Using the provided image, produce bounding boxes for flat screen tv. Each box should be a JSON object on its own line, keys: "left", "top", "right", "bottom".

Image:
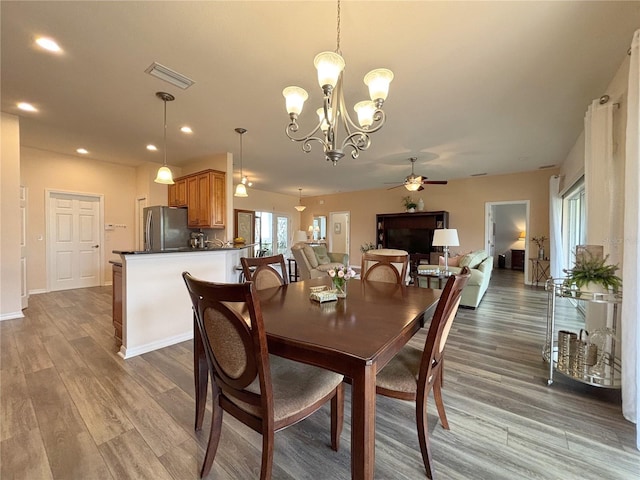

{"left": 386, "top": 228, "right": 433, "bottom": 254}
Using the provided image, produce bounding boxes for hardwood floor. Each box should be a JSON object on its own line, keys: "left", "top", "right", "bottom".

{"left": 1, "top": 269, "right": 638, "bottom": 479}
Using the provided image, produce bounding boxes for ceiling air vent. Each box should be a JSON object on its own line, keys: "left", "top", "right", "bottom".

{"left": 470, "top": 172, "right": 487, "bottom": 177}
{"left": 538, "top": 164, "right": 556, "bottom": 169}
{"left": 145, "top": 62, "right": 195, "bottom": 90}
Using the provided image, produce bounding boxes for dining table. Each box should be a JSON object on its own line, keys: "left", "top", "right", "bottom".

{"left": 193, "top": 276, "right": 441, "bottom": 480}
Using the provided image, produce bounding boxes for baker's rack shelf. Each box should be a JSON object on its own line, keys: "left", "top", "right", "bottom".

{"left": 543, "top": 277, "right": 621, "bottom": 389}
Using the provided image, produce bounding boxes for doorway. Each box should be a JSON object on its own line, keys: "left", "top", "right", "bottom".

{"left": 46, "top": 190, "right": 104, "bottom": 291}
{"left": 485, "top": 201, "right": 529, "bottom": 283}
{"left": 329, "top": 211, "right": 350, "bottom": 256}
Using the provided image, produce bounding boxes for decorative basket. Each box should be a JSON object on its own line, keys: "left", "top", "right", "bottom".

{"left": 557, "top": 330, "right": 577, "bottom": 371}
{"left": 570, "top": 329, "right": 598, "bottom": 373}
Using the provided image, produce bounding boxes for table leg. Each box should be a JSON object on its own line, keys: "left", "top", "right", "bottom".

{"left": 350, "top": 365, "right": 376, "bottom": 480}
{"left": 194, "top": 315, "right": 208, "bottom": 430}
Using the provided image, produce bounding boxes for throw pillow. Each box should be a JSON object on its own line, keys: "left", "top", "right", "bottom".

{"left": 439, "top": 254, "right": 461, "bottom": 267}
{"left": 303, "top": 244, "right": 319, "bottom": 268}
{"left": 459, "top": 250, "right": 487, "bottom": 269}
{"left": 313, "top": 245, "right": 331, "bottom": 265}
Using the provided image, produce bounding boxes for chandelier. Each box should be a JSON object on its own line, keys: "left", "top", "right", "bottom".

{"left": 282, "top": 0, "right": 393, "bottom": 165}
{"left": 294, "top": 188, "right": 306, "bottom": 212}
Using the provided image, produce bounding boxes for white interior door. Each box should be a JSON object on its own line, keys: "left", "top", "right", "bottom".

{"left": 329, "top": 211, "right": 350, "bottom": 257}
{"left": 48, "top": 192, "right": 102, "bottom": 291}
{"left": 20, "top": 186, "right": 28, "bottom": 309}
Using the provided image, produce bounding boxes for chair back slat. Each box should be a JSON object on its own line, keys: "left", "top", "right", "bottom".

{"left": 419, "top": 267, "right": 470, "bottom": 387}
{"left": 182, "top": 272, "right": 272, "bottom": 410}
{"left": 361, "top": 252, "right": 408, "bottom": 285}
{"left": 241, "top": 254, "right": 287, "bottom": 290}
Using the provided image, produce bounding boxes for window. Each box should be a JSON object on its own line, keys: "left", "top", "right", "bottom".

{"left": 562, "top": 177, "right": 586, "bottom": 267}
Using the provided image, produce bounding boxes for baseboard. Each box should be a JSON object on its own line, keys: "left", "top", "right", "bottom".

{"left": 28, "top": 289, "right": 47, "bottom": 295}
{"left": 0, "top": 311, "right": 25, "bottom": 321}
{"left": 118, "top": 331, "right": 194, "bottom": 359}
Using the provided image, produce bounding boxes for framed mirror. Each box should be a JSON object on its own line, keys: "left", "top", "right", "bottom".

{"left": 234, "top": 209, "right": 254, "bottom": 244}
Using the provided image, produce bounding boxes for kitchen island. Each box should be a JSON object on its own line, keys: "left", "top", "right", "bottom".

{"left": 113, "top": 246, "right": 252, "bottom": 359}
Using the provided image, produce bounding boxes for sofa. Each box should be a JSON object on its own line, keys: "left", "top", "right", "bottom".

{"left": 291, "top": 243, "right": 348, "bottom": 280}
{"left": 416, "top": 249, "right": 493, "bottom": 309}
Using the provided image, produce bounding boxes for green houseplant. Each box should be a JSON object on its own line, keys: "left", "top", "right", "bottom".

{"left": 402, "top": 196, "right": 418, "bottom": 212}
{"left": 563, "top": 250, "right": 622, "bottom": 294}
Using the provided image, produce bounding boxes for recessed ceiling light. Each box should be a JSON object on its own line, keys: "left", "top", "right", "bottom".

{"left": 35, "top": 36, "right": 62, "bottom": 53}
{"left": 17, "top": 102, "right": 37, "bottom": 112}
{"left": 146, "top": 144, "right": 158, "bottom": 151}
{"left": 180, "top": 126, "right": 193, "bottom": 134}
{"left": 76, "top": 148, "right": 89, "bottom": 154}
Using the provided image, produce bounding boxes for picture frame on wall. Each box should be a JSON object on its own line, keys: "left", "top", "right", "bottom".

{"left": 334, "top": 222, "right": 341, "bottom": 234}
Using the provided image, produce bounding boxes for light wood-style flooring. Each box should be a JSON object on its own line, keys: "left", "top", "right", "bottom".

{"left": 1, "top": 269, "right": 638, "bottom": 479}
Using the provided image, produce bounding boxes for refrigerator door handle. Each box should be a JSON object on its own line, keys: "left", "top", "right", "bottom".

{"left": 145, "top": 210, "right": 153, "bottom": 251}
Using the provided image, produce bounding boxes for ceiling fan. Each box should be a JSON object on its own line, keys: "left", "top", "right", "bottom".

{"left": 387, "top": 157, "right": 448, "bottom": 191}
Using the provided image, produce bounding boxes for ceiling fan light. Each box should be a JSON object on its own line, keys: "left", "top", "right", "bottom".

{"left": 314, "top": 51, "right": 345, "bottom": 89}
{"left": 154, "top": 166, "right": 175, "bottom": 184}
{"left": 364, "top": 68, "right": 394, "bottom": 103}
{"left": 294, "top": 205, "right": 306, "bottom": 212}
{"left": 234, "top": 183, "right": 248, "bottom": 197}
{"left": 404, "top": 182, "right": 421, "bottom": 192}
{"left": 283, "top": 86, "right": 308, "bottom": 115}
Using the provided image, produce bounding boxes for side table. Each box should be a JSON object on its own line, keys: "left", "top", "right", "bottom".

{"left": 416, "top": 271, "right": 448, "bottom": 289}
{"left": 287, "top": 258, "right": 299, "bottom": 283}
{"left": 530, "top": 258, "right": 550, "bottom": 286}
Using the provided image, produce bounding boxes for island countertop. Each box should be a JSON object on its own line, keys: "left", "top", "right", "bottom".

{"left": 113, "top": 243, "right": 256, "bottom": 255}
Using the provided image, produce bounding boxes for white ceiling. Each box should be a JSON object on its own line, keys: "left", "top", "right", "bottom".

{"left": 2, "top": 1, "right": 638, "bottom": 197}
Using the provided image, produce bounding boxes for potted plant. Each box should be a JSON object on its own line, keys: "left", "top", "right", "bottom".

{"left": 402, "top": 196, "right": 418, "bottom": 213}
{"left": 563, "top": 250, "right": 622, "bottom": 295}
{"left": 531, "top": 235, "right": 548, "bottom": 260}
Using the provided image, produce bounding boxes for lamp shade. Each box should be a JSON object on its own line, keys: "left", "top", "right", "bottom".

{"left": 154, "top": 166, "right": 175, "bottom": 185}
{"left": 283, "top": 86, "right": 308, "bottom": 115}
{"left": 313, "top": 51, "right": 345, "bottom": 88}
{"left": 432, "top": 228, "right": 459, "bottom": 247}
{"left": 293, "top": 231, "right": 307, "bottom": 243}
{"left": 364, "top": 68, "right": 394, "bottom": 102}
{"left": 518, "top": 231, "right": 526, "bottom": 240}
{"left": 234, "top": 183, "right": 248, "bottom": 197}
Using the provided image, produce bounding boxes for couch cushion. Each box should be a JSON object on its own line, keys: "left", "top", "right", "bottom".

{"left": 459, "top": 250, "right": 487, "bottom": 269}
{"left": 303, "top": 244, "right": 319, "bottom": 268}
{"left": 317, "top": 262, "right": 344, "bottom": 273}
{"left": 312, "top": 245, "right": 331, "bottom": 265}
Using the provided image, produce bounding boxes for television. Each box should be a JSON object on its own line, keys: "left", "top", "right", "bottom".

{"left": 386, "top": 228, "right": 433, "bottom": 254}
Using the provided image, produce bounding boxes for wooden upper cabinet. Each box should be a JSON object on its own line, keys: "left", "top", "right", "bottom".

{"left": 168, "top": 178, "right": 187, "bottom": 207}
{"left": 170, "top": 169, "right": 226, "bottom": 229}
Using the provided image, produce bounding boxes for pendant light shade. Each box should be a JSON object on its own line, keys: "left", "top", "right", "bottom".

{"left": 294, "top": 188, "right": 306, "bottom": 212}
{"left": 154, "top": 92, "right": 175, "bottom": 185}
{"left": 234, "top": 127, "right": 249, "bottom": 197}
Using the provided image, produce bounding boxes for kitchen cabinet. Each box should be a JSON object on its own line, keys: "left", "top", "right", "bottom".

{"left": 168, "top": 178, "right": 187, "bottom": 207}
{"left": 170, "top": 169, "right": 226, "bottom": 229}
{"left": 111, "top": 261, "right": 122, "bottom": 346}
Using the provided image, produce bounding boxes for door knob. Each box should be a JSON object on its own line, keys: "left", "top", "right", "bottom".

{"left": 92, "top": 245, "right": 99, "bottom": 248}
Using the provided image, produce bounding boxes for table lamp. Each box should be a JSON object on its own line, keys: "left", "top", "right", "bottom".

{"left": 432, "top": 228, "right": 460, "bottom": 275}
{"left": 293, "top": 230, "right": 307, "bottom": 244}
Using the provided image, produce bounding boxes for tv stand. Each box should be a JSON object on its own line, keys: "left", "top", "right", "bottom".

{"left": 375, "top": 211, "right": 449, "bottom": 261}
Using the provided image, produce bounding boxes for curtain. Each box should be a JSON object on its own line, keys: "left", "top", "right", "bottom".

{"left": 622, "top": 30, "right": 639, "bottom": 443}
{"left": 549, "top": 175, "right": 564, "bottom": 279}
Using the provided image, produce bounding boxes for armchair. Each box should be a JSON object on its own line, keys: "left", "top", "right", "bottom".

{"left": 291, "top": 243, "right": 348, "bottom": 280}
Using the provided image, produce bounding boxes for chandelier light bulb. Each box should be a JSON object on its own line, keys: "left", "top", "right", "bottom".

{"left": 364, "top": 68, "right": 394, "bottom": 103}
{"left": 354, "top": 101, "right": 376, "bottom": 128}
{"left": 314, "top": 51, "right": 345, "bottom": 89}
{"left": 283, "top": 86, "right": 308, "bottom": 116}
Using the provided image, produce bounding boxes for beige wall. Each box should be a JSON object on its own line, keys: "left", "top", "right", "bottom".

{"left": 1, "top": 113, "right": 23, "bottom": 319}
{"left": 21, "top": 147, "right": 138, "bottom": 291}
{"left": 301, "top": 168, "right": 557, "bottom": 268}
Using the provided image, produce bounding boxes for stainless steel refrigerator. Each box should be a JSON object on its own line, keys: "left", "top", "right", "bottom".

{"left": 143, "top": 206, "right": 191, "bottom": 251}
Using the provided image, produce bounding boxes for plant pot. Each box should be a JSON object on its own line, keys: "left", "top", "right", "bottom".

{"left": 538, "top": 248, "right": 545, "bottom": 260}
{"left": 407, "top": 207, "right": 415, "bottom": 213}
{"left": 578, "top": 282, "right": 608, "bottom": 296}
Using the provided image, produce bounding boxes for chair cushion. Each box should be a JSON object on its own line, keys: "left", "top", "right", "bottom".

{"left": 303, "top": 244, "right": 319, "bottom": 268}
{"left": 230, "top": 355, "right": 344, "bottom": 422}
{"left": 376, "top": 344, "right": 422, "bottom": 394}
{"left": 316, "top": 262, "right": 344, "bottom": 273}
{"left": 313, "top": 245, "right": 331, "bottom": 265}
{"left": 439, "top": 255, "right": 461, "bottom": 267}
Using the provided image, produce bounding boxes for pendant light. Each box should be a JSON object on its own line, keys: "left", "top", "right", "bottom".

{"left": 234, "top": 127, "right": 248, "bottom": 197}
{"left": 294, "top": 188, "right": 306, "bottom": 212}
{"left": 154, "top": 92, "right": 175, "bottom": 185}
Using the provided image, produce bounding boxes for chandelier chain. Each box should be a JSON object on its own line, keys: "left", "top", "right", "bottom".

{"left": 335, "top": 0, "right": 341, "bottom": 55}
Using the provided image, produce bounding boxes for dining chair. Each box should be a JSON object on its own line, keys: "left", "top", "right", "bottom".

{"left": 182, "top": 272, "right": 344, "bottom": 479}
{"left": 241, "top": 254, "right": 287, "bottom": 290}
{"left": 375, "top": 267, "right": 471, "bottom": 478}
{"left": 361, "top": 251, "right": 409, "bottom": 285}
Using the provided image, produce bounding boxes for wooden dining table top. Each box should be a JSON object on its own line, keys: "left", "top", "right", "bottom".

{"left": 256, "top": 276, "right": 441, "bottom": 375}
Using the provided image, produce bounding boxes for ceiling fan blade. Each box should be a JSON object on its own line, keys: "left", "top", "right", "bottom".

{"left": 386, "top": 184, "right": 405, "bottom": 190}
{"left": 418, "top": 185, "right": 424, "bottom": 191}
{"left": 423, "top": 180, "right": 448, "bottom": 185}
